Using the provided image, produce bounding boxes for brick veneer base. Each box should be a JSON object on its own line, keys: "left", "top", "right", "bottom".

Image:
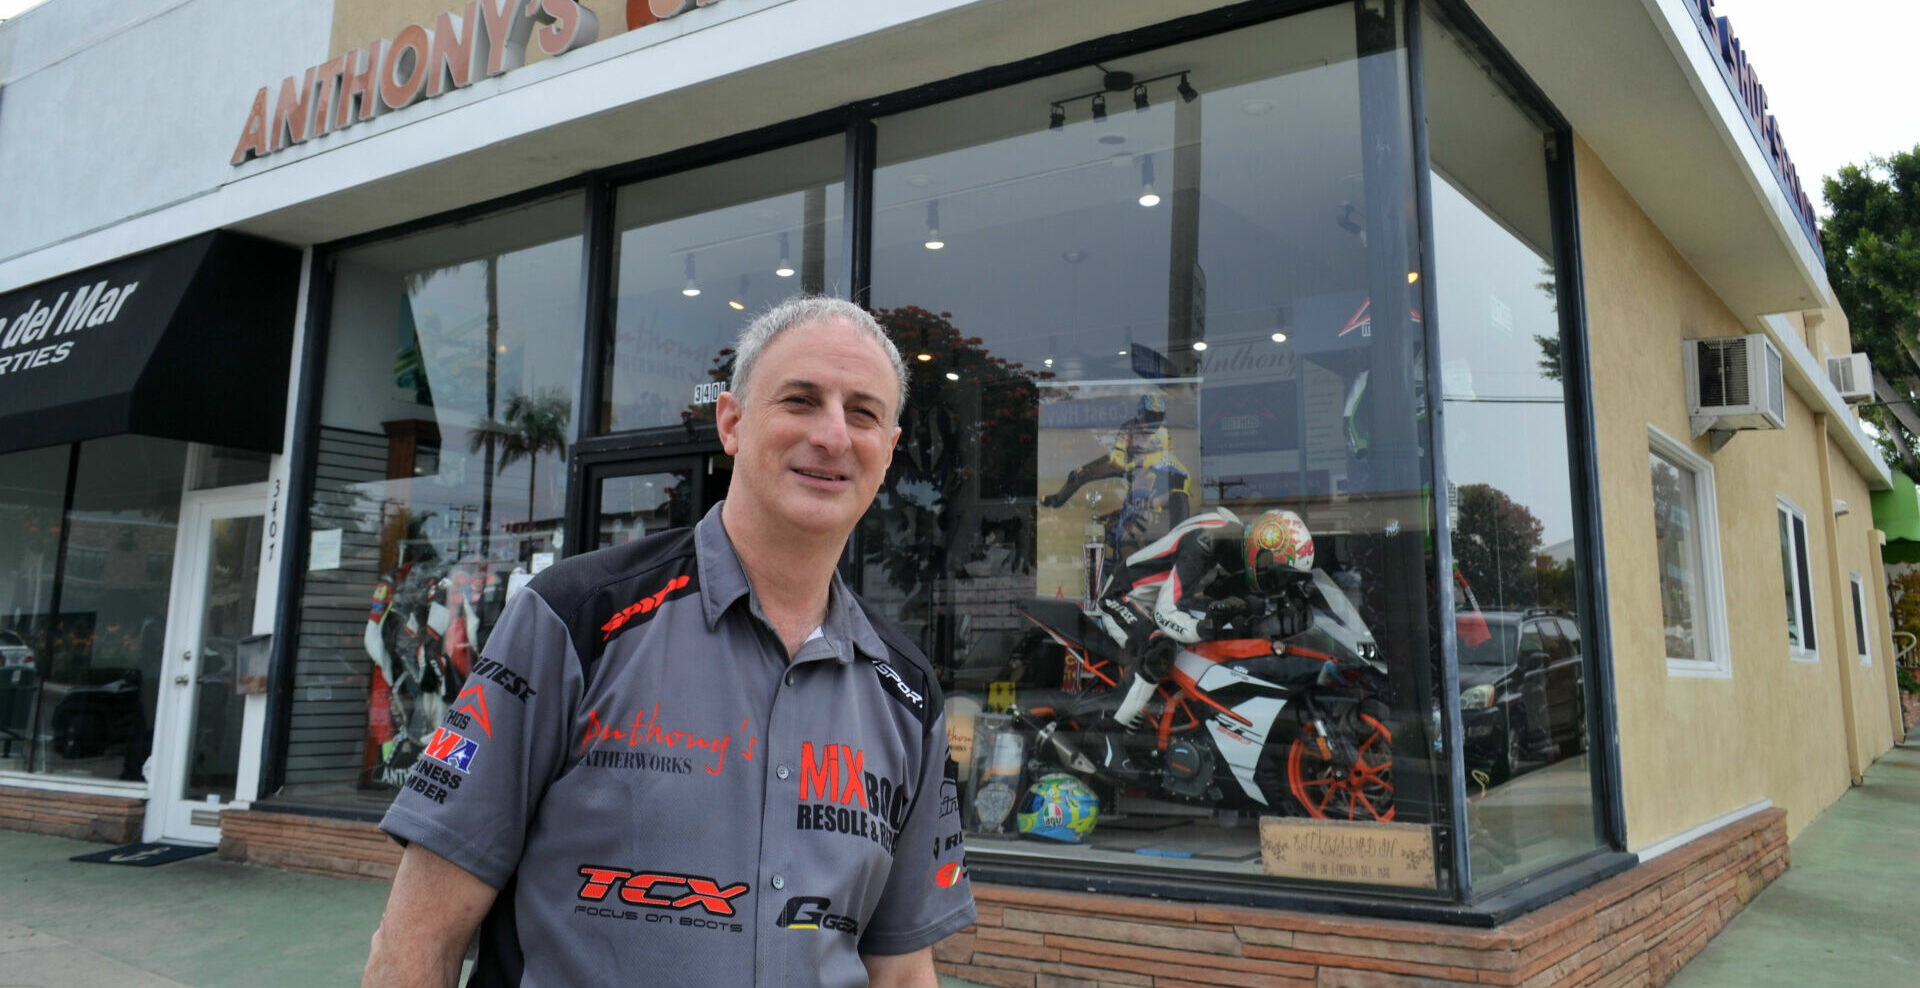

{"left": 0, "top": 784, "right": 144, "bottom": 844}
{"left": 204, "top": 803, "right": 1786, "bottom": 988}
{"left": 936, "top": 808, "right": 1788, "bottom": 988}
{"left": 218, "top": 809, "right": 401, "bottom": 881}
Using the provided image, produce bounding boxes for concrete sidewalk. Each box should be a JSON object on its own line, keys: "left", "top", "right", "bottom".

{"left": 1, "top": 731, "right": 1915, "bottom": 987}
{"left": 1666, "top": 730, "right": 1920, "bottom": 986}
{"left": 0, "top": 830, "right": 388, "bottom": 987}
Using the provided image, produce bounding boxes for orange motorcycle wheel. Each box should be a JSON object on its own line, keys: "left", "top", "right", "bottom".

{"left": 1287, "top": 712, "right": 1395, "bottom": 822}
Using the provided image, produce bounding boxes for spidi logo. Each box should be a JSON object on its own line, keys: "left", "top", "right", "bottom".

{"left": 0, "top": 278, "right": 140, "bottom": 377}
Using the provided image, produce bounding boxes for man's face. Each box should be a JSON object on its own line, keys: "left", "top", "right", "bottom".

{"left": 716, "top": 318, "right": 902, "bottom": 545}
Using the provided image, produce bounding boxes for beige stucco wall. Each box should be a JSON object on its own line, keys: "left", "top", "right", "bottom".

{"left": 1574, "top": 136, "right": 1898, "bottom": 849}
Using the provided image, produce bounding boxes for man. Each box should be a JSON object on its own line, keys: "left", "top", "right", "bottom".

{"left": 364, "top": 297, "right": 974, "bottom": 987}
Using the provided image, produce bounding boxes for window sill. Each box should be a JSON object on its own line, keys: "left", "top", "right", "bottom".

{"left": 1788, "top": 649, "right": 1820, "bottom": 664}
{"left": 1666, "top": 658, "right": 1732, "bottom": 679}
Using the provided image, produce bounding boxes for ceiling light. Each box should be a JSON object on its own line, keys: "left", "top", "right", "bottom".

{"left": 1118, "top": 349, "right": 1128, "bottom": 356}
{"left": 728, "top": 300, "right": 745, "bottom": 311}
{"left": 924, "top": 200, "right": 944, "bottom": 250}
{"left": 1049, "top": 103, "right": 1065, "bottom": 130}
{"left": 1133, "top": 84, "right": 1150, "bottom": 113}
{"left": 1044, "top": 358, "right": 1054, "bottom": 367}
{"left": 496, "top": 343, "right": 508, "bottom": 353}
{"left": 1240, "top": 98, "right": 1274, "bottom": 115}
{"left": 1271, "top": 332, "right": 1288, "bottom": 343}
{"left": 1138, "top": 154, "right": 1160, "bottom": 208}
{"left": 682, "top": 254, "right": 700, "bottom": 297}
{"left": 1177, "top": 73, "right": 1198, "bottom": 103}
{"left": 728, "top": 274, "right": 748, "bottom": 310}
{"left": 1407, "top": 270, "right": 1420, "bottom": 284}
{"left": 1091, "top": 92, "right": 1107, "bottom": 122}
{"left": 775, "top": 232, "right": 794, "bottom": 278}
{"left": 917, "top": 353, "right": 933, "bottom": 362}
{"left": 1191, "top": 341, "right": 1208, "bottom": 352}
{"left": 945, "top": 372, "right": 960, "bottom": 381}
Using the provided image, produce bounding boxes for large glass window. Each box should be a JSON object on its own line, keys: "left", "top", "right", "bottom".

{"left": 865, "top": 5, "right": 1449, "bottom": 893}
{"left": 0, "top": 445, "right": 72, "bottom": 773}
{"left": 1422, "top": 4, "right": 1604, "bottom": 890}
{"left": 283, "top": 195, "right": 585, "bottom": 807}
{"left": 603, "top": 138, "right": 845, "bottom": 433}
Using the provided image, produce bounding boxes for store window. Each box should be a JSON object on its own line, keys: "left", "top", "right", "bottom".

{"left": 1650, "top": 428, "right": 1729, "bottom": 677}
{"left": 603, "top": 138, "right": 845, "bottom": 433}
{"left": 1423, "top": 2, "right": 1604, "bottom": 890}
{"left": 866, "top": 5, "right": 1451, "bottom": 893}
{"left": 1850, "top": 571, "right": 1870, "bottom": 665}
{"left": 282, "top": 194, "right": 585, "bottom": 807}
{"left": 1778, "top": 497, "right": 1816, "bottom": 659}
{"left": 0, "top": 437, "right": 190, "bottom": 780}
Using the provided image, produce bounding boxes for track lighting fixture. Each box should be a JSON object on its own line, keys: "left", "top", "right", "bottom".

{"left": 1138, "top": 155, "right": 1160, "bottom": 208}
{"left": 682, "top": 253, "right": 700, "bottom": 297}
{"left": 1042, "top": 69, "right": 1196, "bottom": 130}
{"left": 775, "top": 232, "right": 794, "bottom": 278}
{"left": 729, "top": 275, "right": 748, "bottom": 311}
{"left": 925, "top": 201, "right": 944, "bottom": 250}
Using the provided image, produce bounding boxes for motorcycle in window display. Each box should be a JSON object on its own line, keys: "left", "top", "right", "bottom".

{"left": 1012, "top": 508, "right": 1398, "bottom": 824}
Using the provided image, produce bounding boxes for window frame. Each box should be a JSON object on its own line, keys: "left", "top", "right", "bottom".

{"left": 1776, "top": 495, "right": 1818, "bottom": 662}
{"left": 1648, "top": 425, "right": 1731, "bottom": 678}
{"left": 1850, "top": 570, "right": 1872, "bottom": 666}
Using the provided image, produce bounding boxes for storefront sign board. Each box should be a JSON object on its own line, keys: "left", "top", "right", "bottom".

{"left": 1259, "top": 816, "right": 1438, "bottom": 889}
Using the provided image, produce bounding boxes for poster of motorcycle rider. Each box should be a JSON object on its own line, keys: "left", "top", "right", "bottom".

{"left": 1035, "top": 379, "right": 1199, "bottom": 603}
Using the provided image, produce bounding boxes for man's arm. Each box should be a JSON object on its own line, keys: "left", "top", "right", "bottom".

{"left": 363, "top": 843, "right": 497, "bottom": 988}
{"left": 862, "top": 946, "right": 939, "bottom": 988}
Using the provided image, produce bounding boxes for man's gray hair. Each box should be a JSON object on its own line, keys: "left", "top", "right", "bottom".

{"left": 730, "top": 296, "right": 909, "bottom": 423}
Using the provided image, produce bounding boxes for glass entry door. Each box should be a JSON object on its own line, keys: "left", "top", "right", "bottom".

{"left": 150, "top": 488, "right": 265, "bottom": 844}
{"left": 584, "top": 453, "right": 732, "bottom": 551}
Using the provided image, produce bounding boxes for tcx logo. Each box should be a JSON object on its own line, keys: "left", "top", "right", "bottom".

{"left": 776, "top": 896, "right": 861, "bottom": 935}
{"left": 576, "top": 866, "right": 749, "bottom": 916}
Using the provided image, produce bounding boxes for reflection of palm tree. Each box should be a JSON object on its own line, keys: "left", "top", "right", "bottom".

{"left": 469, "top": 388, "right": 571, "bottom": 533}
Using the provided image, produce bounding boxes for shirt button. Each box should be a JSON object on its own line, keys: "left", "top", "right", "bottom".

{"left": 775, "top": 765, "right": 790, "bottom": 780}
{"left": 771, "top": 874, "right": 785, "bottom": 890}
{"left": 784, "top": 671, "right": 796, "bottom": 687}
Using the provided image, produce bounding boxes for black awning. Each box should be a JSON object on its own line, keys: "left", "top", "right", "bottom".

{"left": 0, "top": 231, "right": 302, "bottom": 456}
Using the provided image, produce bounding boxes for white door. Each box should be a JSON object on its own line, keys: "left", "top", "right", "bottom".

{"left": 147, "top": 489, "right": 266, "bottom": 844}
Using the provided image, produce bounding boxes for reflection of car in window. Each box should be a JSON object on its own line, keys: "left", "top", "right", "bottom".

{"left": 1458, "top": 611, "right": 1585, "bottom": 785}
{"left": 0, "top": 630, "right": 34, "bottom": 667}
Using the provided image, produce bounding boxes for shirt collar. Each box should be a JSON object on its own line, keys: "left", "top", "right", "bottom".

{"left": 694, "top": 502, "right": 889, "bottom": 665}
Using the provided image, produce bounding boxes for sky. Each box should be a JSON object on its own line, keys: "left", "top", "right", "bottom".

{"left": 0, "top": 0, "right": 1912, "bottom": 205}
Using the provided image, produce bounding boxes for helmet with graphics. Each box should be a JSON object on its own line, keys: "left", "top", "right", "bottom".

{"left": 1016, "top": 773, "right": 1100, "bottom": 843}
{"left": 1137, "top": 392, "right": 1168, "bottom": 425}
{"left": 1243, "top": 509, "right": 1315, "bottom": 594}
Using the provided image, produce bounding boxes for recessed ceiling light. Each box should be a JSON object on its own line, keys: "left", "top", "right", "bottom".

{"left": 917, "top": 353, "right": 933, "bottom": 362}
{"left": 1192, "top": 341, "right": 1208, "bottom": 351}
{"left": 1240, "top": 98, "right": 1274, "bottom": 115}
{"left": 1271, "top": 332, "right": 1288, "bottom": 343}
{"left": 945, "top": 372, "right": 960, "bottom": 381}
{"left": 1097, "top": 134, "right": 1126, "bottom": 145}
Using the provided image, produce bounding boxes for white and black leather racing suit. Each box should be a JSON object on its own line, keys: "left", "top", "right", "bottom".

{"left": 1093, "top": 508, "right": 1253, "bottom": 728}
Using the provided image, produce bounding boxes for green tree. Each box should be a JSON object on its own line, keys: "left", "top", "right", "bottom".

{"left": 1823, "top": 147, "right": 1920, "bottom": 477}
{"left": 1452, "top": 483, "right": 1545, "bottom": 611}
{"left": 469, "top": 388, "right": 571, "bottom": 530}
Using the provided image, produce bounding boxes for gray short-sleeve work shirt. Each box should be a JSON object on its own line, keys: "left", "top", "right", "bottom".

{"left": 381, "top": 504, "right": 975, "bottom": 987}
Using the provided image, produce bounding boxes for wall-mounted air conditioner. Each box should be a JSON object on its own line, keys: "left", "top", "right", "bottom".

{"left": 1686, "top": 334, "right": 1785, "bottom": 442}
{"left": 1826, "top": 353, "right": 1872, "bottom": 404}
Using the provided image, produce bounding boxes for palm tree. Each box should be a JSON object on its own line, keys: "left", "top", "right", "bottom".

{"left": 470, "top": 388, "right": 572, "bottom": 534}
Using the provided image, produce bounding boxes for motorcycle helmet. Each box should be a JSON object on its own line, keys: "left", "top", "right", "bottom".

{"left": 1016, "top": 773, "right": 1100, "bottom": 843}
{"left": 1137, "top": 392, "right": 1168, "bottom": 425}
{"left": 1243, "top": 509, "right": 1315, "bottom": 594}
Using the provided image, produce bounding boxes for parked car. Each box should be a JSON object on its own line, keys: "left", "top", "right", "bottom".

{"left": 0, "top": 629, "right": 34, "bottom": 668}
{"left": 1459, "top": 610, "right": 1586, "bottom": 784}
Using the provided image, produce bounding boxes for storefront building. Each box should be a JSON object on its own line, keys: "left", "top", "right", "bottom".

{"left": 0, "top": 0, "right": 1902, "bottom": 982}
